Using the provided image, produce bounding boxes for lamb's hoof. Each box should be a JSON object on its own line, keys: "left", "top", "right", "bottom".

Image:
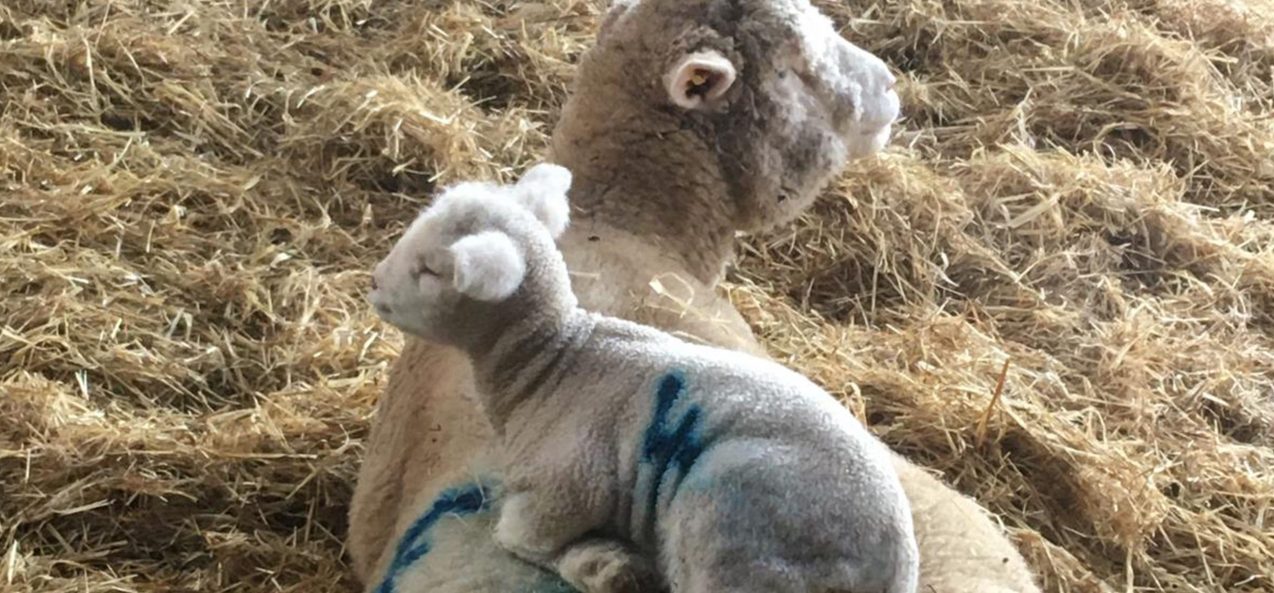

{"left": 592, "top": 557, "right": 658, "bottom": 593}
{"left": 559, "top": 543, "right": 660, "bottom": 593}
{"left": 584, "top": 558, "right": 658, "bottom": 593}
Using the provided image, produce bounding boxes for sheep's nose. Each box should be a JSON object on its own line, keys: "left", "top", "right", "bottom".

{"left": 371, "top": 275, "right": 379, "bottom": 290}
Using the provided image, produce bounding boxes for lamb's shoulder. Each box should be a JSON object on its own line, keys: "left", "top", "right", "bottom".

{"left": 563, "top": 322, "right": 858, "bottom": 469}
{"left": 577, "top": 314, "right": 852, "bottom": 436}
{"left": 520, "top": 313, "right": 686, "bottom": 428}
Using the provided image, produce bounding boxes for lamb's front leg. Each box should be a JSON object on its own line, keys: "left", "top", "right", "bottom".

{"left": 495, "top": 492, "right": 660, "bottom": 593}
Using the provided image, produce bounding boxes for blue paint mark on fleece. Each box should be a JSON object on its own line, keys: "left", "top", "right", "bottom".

{"left": 638, "top": 371, "right": 708, "bottom": 539}
{"left": 375, "top": 481, "right": 495, "bottom": 593}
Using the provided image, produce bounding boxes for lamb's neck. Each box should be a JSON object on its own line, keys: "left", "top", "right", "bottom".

{"left": 550, "top": 114, "right": 739, "bottom": 285}
{"left": 467, "top": 308, "right": 596, "bottom": 433}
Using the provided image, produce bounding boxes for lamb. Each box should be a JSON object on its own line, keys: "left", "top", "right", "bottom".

{"left": 348, "top": 0, "right": 1042, "bottom": 592}
{"left": 368, "top": 163, "right": 920, "bottom": 593}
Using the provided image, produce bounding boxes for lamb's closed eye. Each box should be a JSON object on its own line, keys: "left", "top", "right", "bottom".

{"left": 413, "top": 259, "right": 440, "bottom": 278}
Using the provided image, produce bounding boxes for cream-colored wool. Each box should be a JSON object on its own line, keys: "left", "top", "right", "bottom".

{"left": 348, "top": 1, "right": 1039, "bottom": 593}
{"left": 370, "top": 165, "right": 919, "bottom": 593}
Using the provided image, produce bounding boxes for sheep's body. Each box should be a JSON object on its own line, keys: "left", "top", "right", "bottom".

{"left": 349, "top": 0, "right": 1041, "bottom": 592}
{"left": 368, "top": 167, "right": 919, "bottom": 593}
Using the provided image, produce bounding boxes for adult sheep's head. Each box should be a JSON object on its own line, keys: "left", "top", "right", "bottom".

{"left": 369, "top": 164, "right": 576, "bottom": 347}
{"left": 582, "top": 0, "right": 901, "bottom": 233}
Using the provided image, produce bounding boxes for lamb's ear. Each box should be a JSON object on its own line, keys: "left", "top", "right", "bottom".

{"left": 513, "top": 163, "right": 572, "bottom": 239}
{"left": 449, "top": 231, "right": 526, "bottom": 302}
{"left": 665, "top": 50, "right": 737, "bottom": 110}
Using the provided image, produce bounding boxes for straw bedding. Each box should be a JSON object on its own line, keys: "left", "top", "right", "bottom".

{"left": 1, "top": 1, "right": 1271, "bottom": 592}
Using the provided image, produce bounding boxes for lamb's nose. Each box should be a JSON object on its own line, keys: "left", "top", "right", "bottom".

{"left": 370, "top": 275, "right": 379, "bottom": 290}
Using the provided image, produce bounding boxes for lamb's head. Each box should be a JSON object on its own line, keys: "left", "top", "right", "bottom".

{"left": 369, "top": 164, "right": 576, "bottom": 347}
{"left": 582, "top": 0, "right": 901, "bottom": 232}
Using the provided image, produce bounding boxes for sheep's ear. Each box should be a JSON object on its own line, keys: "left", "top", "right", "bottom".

{"left": 513, "top": 163, "right": 572, "bottom": 239}
{"left": 449, "top": 231, "right": 526, "bottom": 302}
{"left": 665, "top": 50, "right": 737, "bottom": 110}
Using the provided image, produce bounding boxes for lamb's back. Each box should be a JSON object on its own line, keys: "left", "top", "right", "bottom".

{"left": 578, "top": 317, "right": 893, "bottom": 512}
{"left": 580, "top": 314, "right": 878, "bottom": 463}
{"left": 678, "top": 341, "right": 871, "bottom": 447}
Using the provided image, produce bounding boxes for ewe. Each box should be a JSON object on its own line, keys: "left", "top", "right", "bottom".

{"left": 369, "top": 164, "right": 919, "bottom": 593}
{"left": 349, "top": 1, "right": 1040, "bottom": 592}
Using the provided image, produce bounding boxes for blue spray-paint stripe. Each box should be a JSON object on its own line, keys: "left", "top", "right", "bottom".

{"left": 638, "top": 371, "right": 708, "bottom": 540}
{"left": 666, "top": 406, "right": 704, "bottom": 495}
{"left": 375, "top": 481, "right": 496, "bottom": 593}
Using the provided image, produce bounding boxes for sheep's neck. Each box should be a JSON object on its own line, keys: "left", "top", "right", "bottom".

{"left": 467, "top": 308, "right": 595, "bottom": 432}
{"left": 550, "top": 115, "right": 739, "bottom": 285}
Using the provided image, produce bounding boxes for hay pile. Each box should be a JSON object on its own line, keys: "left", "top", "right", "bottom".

{"left": 1, "top": 0, "right": 1270, "bottom": 591}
